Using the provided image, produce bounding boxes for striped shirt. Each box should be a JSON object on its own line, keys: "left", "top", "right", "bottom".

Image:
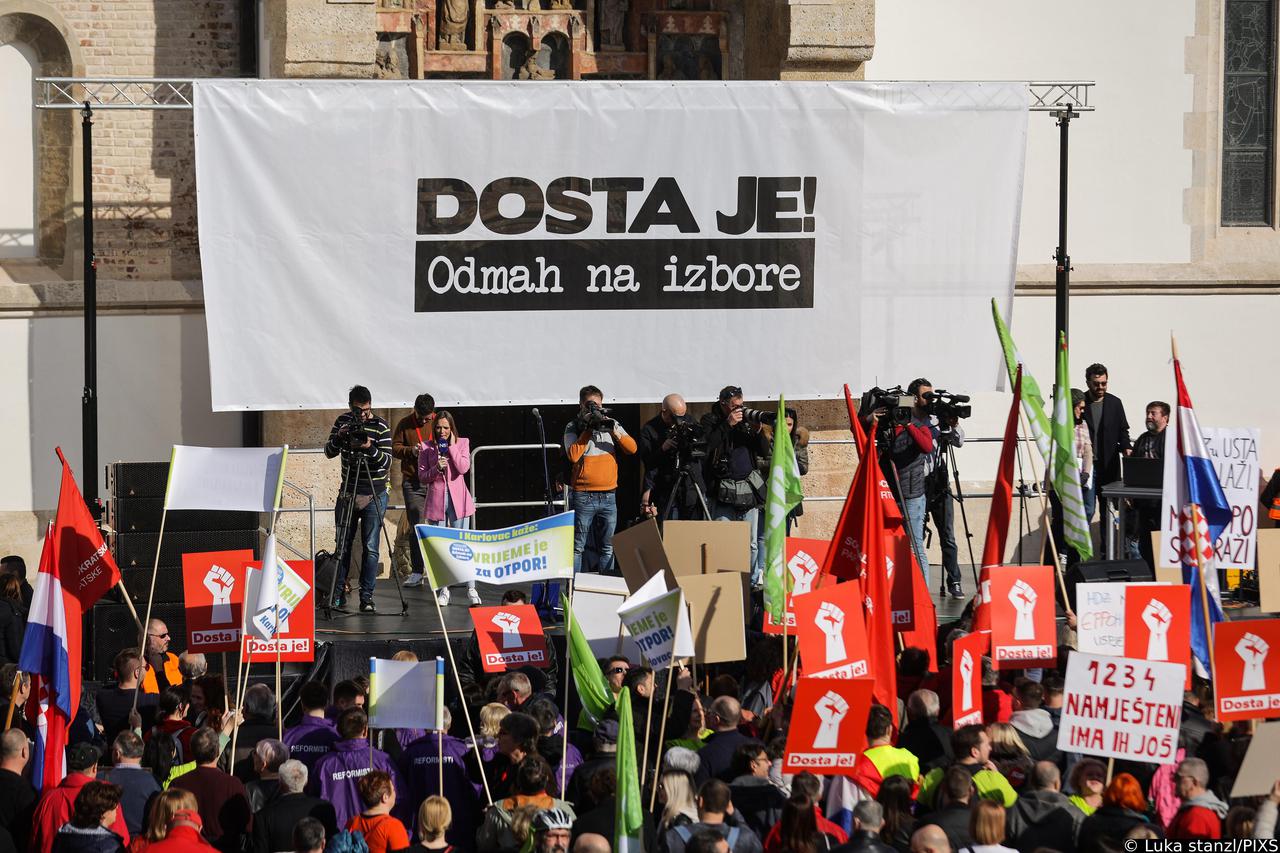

{"left": 324, "top": 411, "right": 392, "bottom": 495}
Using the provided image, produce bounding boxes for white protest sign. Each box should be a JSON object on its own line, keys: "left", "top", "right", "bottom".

{"left": 1076, "top": 582, "right": 1167, "bottom": 656}
{"left": 1057, "top": 651, "right": 1184, "bottom": 763}
{"left": 368, "top": 657, "right": 441, "bottom": 730}
{"left": 244, "top": 558, "right": 310, "bottom": 636}
{"left": 1160, "top": 427, "right": 1262, "bottom": 571}
{"left": 616, "top": 572, "right": 694, "bottom": 669}
{"left": 417, "top": 512, "right": 574, "bottom": 587}
{"left": 165, "top": 445, "right": 288, "bottom": 512}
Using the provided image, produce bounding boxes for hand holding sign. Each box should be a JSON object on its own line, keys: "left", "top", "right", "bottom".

{"left": 493, "top": 611, "right": 524, "bottom": 649}
{"left": 814, "top": 690, "right": 849, "bottom": 749}
{"left": 203, "top": 564, "right": 236, "bottom": 625}
{"left": 1010, "top": 579, "right": 1037, "bottom": 640}
{"left": 1237, "top": 632, "right": 1270, "bottom": 692}
{"left": 1142, "top": 599, "right": 1173, "bottom": 661}
{"left": 816, "top": 601, "right": 846, "bottom": 663}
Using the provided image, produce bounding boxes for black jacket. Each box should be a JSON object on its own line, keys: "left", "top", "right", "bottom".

{"left": 915, "top": 804, "right": 974, "bottom": 851}
{"left": 1006, "top": 789, "right": 1084, "bottom": 853}
{"left": 251, "top": 793, "right": 338, "bottom": 853}
{"left": 897, "top": 719, "right": 953, "bottom": 771}
{"left": 832, "top": 830, "right": 896, "bottom": 853}
{"left": 699, "top": 408, "right": 769, "bottom": 501}
{"left": 457, "top": 630, "right": 560, "bottom": 701}
{"left": 0, "top": 601, "right": 23, "bottom": 666}
{"left": 50, "top": 826, "right": 125, "bottom": 853}
{"left": 727, "top": 776, "right": 787, "bottom": 840}
{"left": 638, "top": 413, "right": 706, "bottom": 515}
{"left": 1077, "top": 806, "right": 1157, "bottom": 853}
{"left": 1084, "top": 394, "right": 1131, "bottom": 487}
{"left": 695, "top": 729, "right": 754, "bottom": 785}
{"left": 0, "top": 767, "right": 36, "bottom": 850}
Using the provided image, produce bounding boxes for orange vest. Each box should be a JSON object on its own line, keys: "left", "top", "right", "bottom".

{"left": 140, "top": 652, "right": 183, "bottom": 694}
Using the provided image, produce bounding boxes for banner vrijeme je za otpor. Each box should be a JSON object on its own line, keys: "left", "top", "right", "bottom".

{"left": 417, "top": 512, "right": 575, "bottom": 588}
{"left": 194, "top": 80, "right": 1029, "bottom": 410}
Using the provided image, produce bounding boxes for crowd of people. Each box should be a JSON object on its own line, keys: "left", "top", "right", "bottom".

{"left": 0, "top": 571, "right": 1276, "bottom": 853}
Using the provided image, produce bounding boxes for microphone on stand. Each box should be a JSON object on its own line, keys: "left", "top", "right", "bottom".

{"left": 532, "top": 407, "right": 542, "bottom": 421}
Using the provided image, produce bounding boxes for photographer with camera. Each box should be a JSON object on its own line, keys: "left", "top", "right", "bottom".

{"left": 700, "top": 385, "right": 772, "bottom": 585}
{"left": 564, "top": 385, "right": 637, "bottom": 574}
{"left": 324, "top": 385, "right": 393, "bottom": 612}
{"left": 638, "top": 394, "right": 709, "bottom": 521}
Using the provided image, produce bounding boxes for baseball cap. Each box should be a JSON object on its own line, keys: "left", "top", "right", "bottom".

{"left": 593, "top": 718, "right": 620, "bottom": 745}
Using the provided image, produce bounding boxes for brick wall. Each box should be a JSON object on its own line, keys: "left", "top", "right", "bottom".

{"left": 30, "top": 1, "right": 243, "bottom": 280}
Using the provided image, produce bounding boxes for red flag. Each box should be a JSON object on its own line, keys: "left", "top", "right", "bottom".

{"left": 53, "top": 448, "right": 121, "bottom": 610}
{"left": 896, "top": 562, "right": 938, "bottom": 672}
{"left": 852, "top": 428, "right": 898, "bottom": 721}
{"left": 975, "top": 369, "right": 1021, "bottom": 632}
{"left": 844, "top": 383, "right": 868, "bottom": 449}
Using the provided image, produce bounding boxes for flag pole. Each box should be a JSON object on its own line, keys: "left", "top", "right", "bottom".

{"left": 4, "top": 674, "right": 22, "bottom": 729}
{"left": 426, "top": 570, "right": 492, "bottom": 805}
{"left": 560, "top": 574, "right": 575, "bottom": 798}
{"left": 1190, "top": 503, "right": 1218, "bottom": 674}
{"left": 648, "top": 606, "right": 681, "bottom": 812}
{"left": 1015, "top": 410, "right": 1073, "bottom": 617}
{"left": 135, "top": 446, "right": 177, "bottom": 713}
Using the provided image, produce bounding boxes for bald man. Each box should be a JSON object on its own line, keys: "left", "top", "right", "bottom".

{"left": 909, "top": 825, "right": 949, "bottom": 853}
{"left": 639, "top": 393, "right": 708, "bottom": 521}
{"left": 696, "top": 696, "right": 752, "bottom": 784}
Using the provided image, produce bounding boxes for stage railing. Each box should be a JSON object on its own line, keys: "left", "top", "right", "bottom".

{"left": 468, "top": 444, "right": 570, "bottom": 524}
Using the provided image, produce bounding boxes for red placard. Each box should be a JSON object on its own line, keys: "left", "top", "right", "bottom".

{"left": 782, "top": 677, "right": 874, "bottom": 774}
{"left": 988, "top": 566, "right": 1056, "bottom": 668}
{"left": 181, "top": 551, "right": 252, "bottom": 653}
{"left": 763, "top": 539, "right": 834, "bottom": 634}
{"left": 887, "top": 530, "right": 918, "bottom": 630}
{"left": 241, "top": 560, "right": 315, "bottom": 662}
{"left": 1123, "top": 585, "right": 1191, "bottom": 687}
{"left": 1213, "top": 618, "right": 1280, "bottom": 722}
{"left": 472, "top": 604, "right": 551, "bottom": 672}
{"left": 792, "top": 581, "right": 870, "bottom": 678}
{"left": 952, "top": 630, "right": 988, "bottom": 728}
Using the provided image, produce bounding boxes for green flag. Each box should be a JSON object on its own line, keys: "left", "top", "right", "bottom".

{"left": 562, "top": 593, "right": 614, "bottom": 726}
{"left": 1053, "top": 332, "right": 1093, "bottom": 560}
{"left": 991, "top": 300, "right": 1093, "bottom": 561}
{"left": 615, "top": 688, "right": 644, "bottom": 853}
{"left": 763, "top": 396, "right": 805, "bottom": 622}
{"left": 991, "top": 299, "right": 1053, "bottom": 465}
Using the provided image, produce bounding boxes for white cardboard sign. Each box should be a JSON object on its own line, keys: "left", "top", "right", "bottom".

{"left": 1057, "top": 651, "right": 1184, "bottom": 763}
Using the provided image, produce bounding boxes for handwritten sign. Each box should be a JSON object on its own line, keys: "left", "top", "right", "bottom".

{"left": 1076, "top": 582, "right": 1168, "bottom": 656}
{"left": 1160, "top": 427, "right": 1262, "bottom": 572}
{"left": 1057, "top": 651, "right": 1184, "bottom": 762}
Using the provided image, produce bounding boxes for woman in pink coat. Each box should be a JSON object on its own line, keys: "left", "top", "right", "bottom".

{"left": 418, "top": 410, "right": 479, "bottom": 605}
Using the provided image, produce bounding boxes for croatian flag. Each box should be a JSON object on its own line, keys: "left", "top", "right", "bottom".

{"left": 1170, "top": 353, "right": 1231, "bottom": 677}
{"left": 17, "top": 522, "right": 83, "bottom": 791}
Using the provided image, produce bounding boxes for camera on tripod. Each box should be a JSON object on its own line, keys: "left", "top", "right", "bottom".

{"left": 924, "top": 390, "right": 972, "bottom": 420}
{"left": 670, "top": 420, "right": 707, "bottom": 465}
{"left": 577, "top": 400, "right": 616, "bottom": 433}
{"left": 338, "top": 411, "right": 370, "bottom": 450}
{"left": 861, "top": 386, "right": 914, "bottom": 427}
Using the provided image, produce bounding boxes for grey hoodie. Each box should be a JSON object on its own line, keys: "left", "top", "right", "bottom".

{"left": 1180, "top": 790, "right": 1229, "bottom": 819}
{"left": 1010, "top": 708, "right": 1054, "bottom": 740}
{"left": 1006, "top": 788, "right": 1085, "bottom": 849}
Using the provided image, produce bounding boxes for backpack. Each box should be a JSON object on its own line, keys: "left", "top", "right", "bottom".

{"left": 326, "top": 830, "right": 370, "bottom": 853}
{"left": 674, "top": 824, "right": 741, "bottom": 851}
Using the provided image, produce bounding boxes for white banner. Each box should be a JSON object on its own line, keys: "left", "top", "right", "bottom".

{"left": 416, "top": 511, "right": 575, "bottom": 587}
{"left": 1057, "top": 651, "right": 1184, "bottom": 763}
{"left": 193, "top": 80, "right": 1029, "bottom": 410}
{"left": 165, "top": 445, "right": 288, "bottom": 512}
{"left": 1159, "top": 427, "right": 1262, "bottom": 571}
{"left": 617, "top": 572, "right": 694, "bottom": 669}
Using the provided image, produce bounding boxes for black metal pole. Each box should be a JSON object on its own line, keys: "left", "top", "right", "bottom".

{"left": 81, "top": 102, "right": 100, "bottom": 518}
{"left": 1053, "top": 107, "right": 1074, "bottom": 373}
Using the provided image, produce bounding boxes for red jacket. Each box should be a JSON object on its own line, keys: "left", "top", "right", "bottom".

{"left": 763, "top": 807, "right": 848, "bottom": 853}
{"left": 137, "top": 825, "right": 216, "bottom": 853}
{"left": 982, "top": 688, "right": 1012, "bottom": 724}
{"left": 31, "top": 772, "right": 131, "bottom": 853}
{"left": 1167, "top": 804, "right": 1223, "bottom": 840}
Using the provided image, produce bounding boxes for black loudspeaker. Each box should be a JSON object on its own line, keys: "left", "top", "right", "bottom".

{"left": 107, "top": 462, "right": 170, "bottom": 498}
{"left": 88, "top": 602, "right": 225, "bottom": 681}
{"left": 109, "top": 498, "right": 257, "bottom": 534}
{"left": 117, "top": 567, "right": 186, "bottom": 607}
{"left": 1065, "top": 559, "right": 1155, "bottom": 609}
{"left": 110, "top": 529, "right": 259, "bottom": 569}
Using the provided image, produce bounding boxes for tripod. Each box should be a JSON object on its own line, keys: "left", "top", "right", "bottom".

{"left": 943, "top": 442, "right": 981, "bottom": 588}
{"left": 660, "top": 462, "right": 712, "bottom": 523}
{"left": 323, "top": 451, "right": 408, "bottom": 620}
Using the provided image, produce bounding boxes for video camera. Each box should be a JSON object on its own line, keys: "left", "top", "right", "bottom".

{"left": 577, "top": 400, "right": 616, "bottom": 433}
{"left": 669, "top": 419, "right": 707, "bottom": 465}
{"left": 924, "top": 389, "right": 972, "bottom": 420}
{"left": 337, "top": 410, "right": 370, "bottom": 450}
{"left": 861, "top": 386, "right": 914, "bottom": 427}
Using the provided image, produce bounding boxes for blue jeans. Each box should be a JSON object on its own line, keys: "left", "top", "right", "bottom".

{"left": 903, "top": 493, "right": 930, "bottom": 589}
{"left": 710, "top": 501, "right": 760, "bottom": 584}
{"left": 336, "top": 490, "right": 388, "bottom": 604}
{"left": 437, "top": 492, "right": 476, "bottom": 591}
{"left": 572, "top": 490, "right": 618, "bottom": 574}
{"left": 753, "top": 510, "right": 767, "bottom": 582}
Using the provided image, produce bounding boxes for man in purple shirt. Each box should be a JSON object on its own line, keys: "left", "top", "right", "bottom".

{"left": 283, "top": 682, "right": 340, "bottom": 772}
{"left": 308, "top": 707, "right": 405, "bottom": 827}
{"left": 397, "top": 707, "right": 480, "bottom": 849}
